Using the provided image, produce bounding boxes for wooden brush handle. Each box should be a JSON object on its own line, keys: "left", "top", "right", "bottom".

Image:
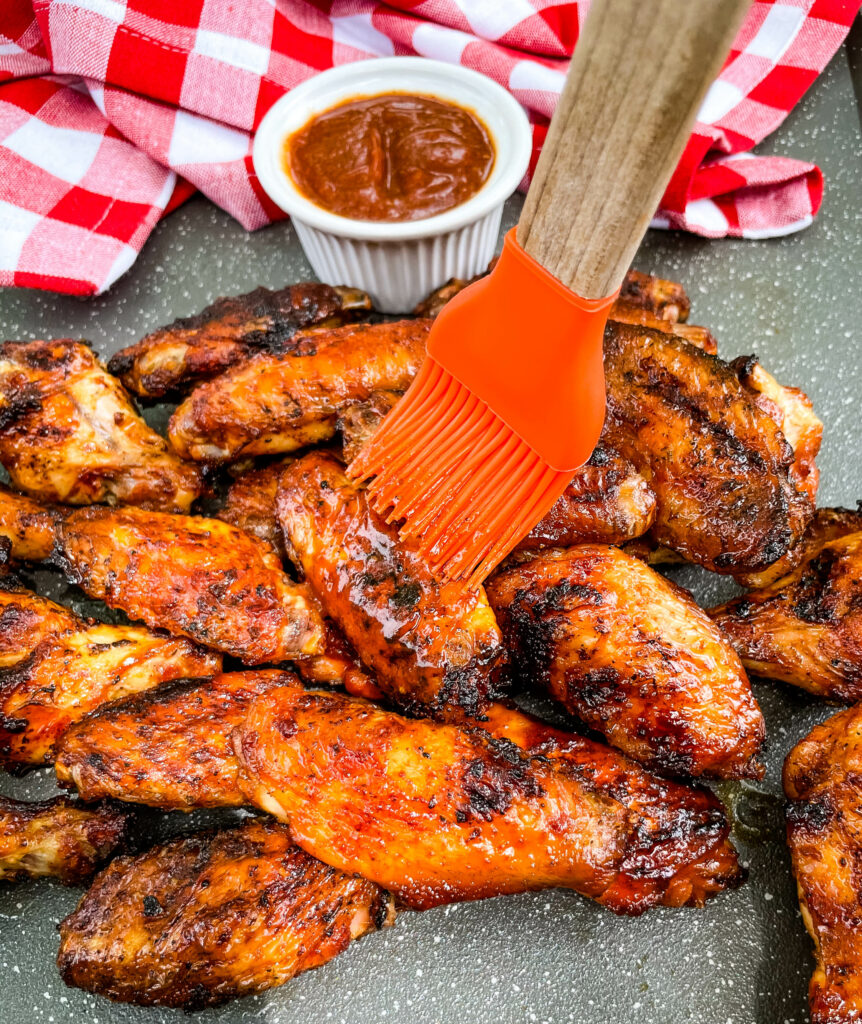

{"left": 518, "top": 0, "right": 750, "bottom": 299}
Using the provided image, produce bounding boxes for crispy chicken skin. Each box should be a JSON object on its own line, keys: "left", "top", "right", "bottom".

{"left": 736, "top": 505, "right": 862, "bottom": 590}
{"left": 784, "top": 704, "right": 862, "bottom": 1023}
{"left": 277, "top": 452, "right": 508, "bottom": 716}
{"left": 338, "top": 389, "right": 402, "bottom": 464}
{"left": 732, "top": 355, "right": 823, "bottom": 505}
{"left": 0, "top": 796, "right": 129, "bottom": 885}
{"left": 709, "top": 531, "right": 862, "bottom": 701}
{"left": 0, "top": 486, "right": 57, "bottom": 561}
{"left": 486, "top": 547, "right": 764, "bottom": 779}
{"left": 0, "top": 339, "right": 202, "bottom": 510}
{"left": 169, "top": 319, "right": 430, "bottom": 462}
{"left": 58, "top": 818, "right": 393, "bottom": 1009}
{"left": 0, "top": 579, "right": 220, "bottom": 766}
{"left": 49, "top": 503, "right": 323, "bottom": 662}
{"left": 107, "top": 283, "right": 372, "bottom": 399}
{"left": 55, "top": 671, "right": 300, "bottom": 809}
{"left": 602, "top": 322, "right": 813, "bottom": 574}
{"left": 235, "top": 686, "right": 742, "bottom": 914}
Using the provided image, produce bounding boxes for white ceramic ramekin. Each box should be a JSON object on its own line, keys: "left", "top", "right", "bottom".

{"left": 253, "top": 58, "right": 532, "bottom": 314}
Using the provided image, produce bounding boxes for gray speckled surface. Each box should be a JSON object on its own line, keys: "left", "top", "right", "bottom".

{"left": 0, "top": 47, "right": 861, "bottom": 1024}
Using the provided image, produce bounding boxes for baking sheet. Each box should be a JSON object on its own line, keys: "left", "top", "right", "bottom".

{"left": 1, "top": 45, "right": 860, "bottom": 1024}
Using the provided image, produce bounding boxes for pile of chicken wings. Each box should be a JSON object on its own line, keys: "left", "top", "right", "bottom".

{"left": 0, "top": 270, "right": 859, "bottom": 1020}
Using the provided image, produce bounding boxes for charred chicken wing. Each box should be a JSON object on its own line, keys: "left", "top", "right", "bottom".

{"left": 0, "top": 339, "right": 202, "bottom": 510}
{"left": 0, "top": 579, "right": 220, "bottom": 766}
{"left": 235, "top": 686, "right": 741, "bottom": 914}
{"left": 55, "top": 671, "right": 300, "bottom": 809}
{"left": 168, "top": 319, "right": 430, "bottom": 462}
{"left": 784, "top": 704, "right": 862, "bottom": 1023}
{"left": 11, "top": 499, "right": 324, "bottom": 662}
{"left": 108, "top": 282, "right": 372, "bottom": 398}
{"left": 0, "top": 486, "right": 57, "bottom": 561}
{"left": 0, "top": 796, "right": 129, "bottom": 884}
{"left": 215, "top": 459, "right": 291, "bottom": 557}
{"left": 277, "top": 452, "right": 508, "bottom": 715}
{"left": 710, "top": 528, "right": 862, "bottom": 701}
{"left": 57, "top": 817, "right": 393, "bottom": 1009}
{"left": 486, "top": 546, "right": 764, "bottom": 778}
{"left": 602, "top": 321, "right": 813, "bottom": 574}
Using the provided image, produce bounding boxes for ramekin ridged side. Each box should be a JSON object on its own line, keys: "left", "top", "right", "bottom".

{"left": 293, "top": 208, "right": 502, "bottom": 314}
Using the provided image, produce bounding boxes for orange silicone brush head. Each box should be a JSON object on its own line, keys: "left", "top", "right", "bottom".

{"left": 348, "top": 228, "right": 616, "bottom": 590}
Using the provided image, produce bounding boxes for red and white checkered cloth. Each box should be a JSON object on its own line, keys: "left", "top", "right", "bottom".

{"left": 0, "top": 0, "right": 858, "bottom": 296}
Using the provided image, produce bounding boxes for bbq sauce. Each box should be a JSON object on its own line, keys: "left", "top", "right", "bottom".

{"left": 285, "top": 92, "right": 495, "bottom": 222}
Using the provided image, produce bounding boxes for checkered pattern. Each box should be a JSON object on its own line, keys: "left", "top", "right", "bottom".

{"left": 0, "top": 0, "right": 857, "bottom": 295}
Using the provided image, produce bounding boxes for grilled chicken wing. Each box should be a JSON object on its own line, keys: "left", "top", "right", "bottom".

{"left": 0, "top": 579, "right": 220, "bottom": 766}
{"left": 602, "top": 322, "right": 813, "bottom": 575}
{"left": 0, "top": 340, "right": 202, "bottom": 510}
{"left": 732, "top": 355, "right": 822, "bottom": 505}
{"left": 709, "top": 529, "right": 862, "bottom": 701}
{"left": 107, "top": 283, "right": 372, "bottom": 399}
{"left": 235, "top": 685, "right": 741, "bottom": 914}
{"left": 277, "top": 452, "right": 507, "bottom": 715}
{"left": 784, "top": 704, "right": 862, "bottom": 1023}
{"left": 338, "top": 389, "right": 402, "bottom": 464}
{"left": 486, "top": 546, "right": 764, "bottom": 778}
{"left": 168, "top": 319, "right": 430, "bottom": 462}
{"left": 56, "top": 671, "right": 299, "bottom": 809}
{"left": 0, "top": 797, "right": 129, "bottom": 884}
{"left": 294, "top": 620, "right": 380, "bottom": 699}
{"left": 58, "top": 817, "right": 393, "bottom": 1009}
{"left": 0, "top": 492, "right": 325, "bottom": 663}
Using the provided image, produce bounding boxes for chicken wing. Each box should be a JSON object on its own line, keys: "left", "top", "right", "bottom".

{"left": 107, "top": 282, "right": 372, "bottom": 399}
{"left": 0, "top": 339, "right": 202, "bottom": 510}
{"left": 277, "top": 452, "right": 508, "bottom": 716}
{"left": 55, "top": 670, "right": 300, "bottom": 809}
{"left": 732, "top": 355, "right": 822, "bottom": 505}
{"left": 784, "top": 704, "right": 862, "bottom": 1023}
{"left": 709, "top": 529, "right": 862, "bottom": 701}
{"left": 0, "top": 494, "right": 325, "bottom": 662}
{"left": 168, "top": 319, "right": 430, "bottom": 462}
{"left": 486, "top": 546, "right": 764, "bottom": 778}
{"left": 0, "top": 579, "right": 220, "bottom": 766}
{"left": 57, "top": 817, "right": 393, "bottom": 1009}
{"left": 0, "top": 796, "right": 129, "bottom": 884}
{"left": 602, "top": 321, "right": 813, "bottom": 574}
{"left": 235, "top": 685, "right": 742, "bottom": 914}
{"left": 338, "top": 389, "right": 401, "bottom": 464}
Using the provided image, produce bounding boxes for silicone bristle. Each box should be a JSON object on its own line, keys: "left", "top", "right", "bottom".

{"left": 348, "top": 358, "right": 574, "bottom": 587}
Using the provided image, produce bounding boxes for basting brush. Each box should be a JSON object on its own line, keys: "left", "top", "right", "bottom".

{"left": 349, "top": 0, "right": 751, "bottom": 589}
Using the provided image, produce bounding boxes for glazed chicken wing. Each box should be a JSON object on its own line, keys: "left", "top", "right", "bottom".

{"left": 486, "top": 546, "right": 764, "bottom": 778}
{"left": 709, "top": 528, "right": 862, "bottom": 701}
{"left": 0, "top": 339, "right": 202, "bottom": 510}
{"left": 107, "top": 282, "right": 371, "bottom": 398}
{"left": 0, "top": 796, "right": 129, "bottom": 885}
{"left": 0, "top": 493, "right": 325, "bottom": 663}
{"left": 784, "top": 704, "right": 862, "bottom": 1023}
{"left": 235, "top": 686, "right": 742, "bottom": 914}
{"left": 58, "top": 817, "right": 393, "bottom": 1009}
{"left": 602, "top": 321, "right": 813, "bottom": 574}
{"left": 55, "top": 671, "right": 299, "bottom": 809}
{"left": 168, "top": 319, "right": 430, "bottom": 462}
{"left": 277, "top": 452, "right": 508, "bottom": 715}
{"left": 0, "top": 579, "right": 220, "bottom": 766}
